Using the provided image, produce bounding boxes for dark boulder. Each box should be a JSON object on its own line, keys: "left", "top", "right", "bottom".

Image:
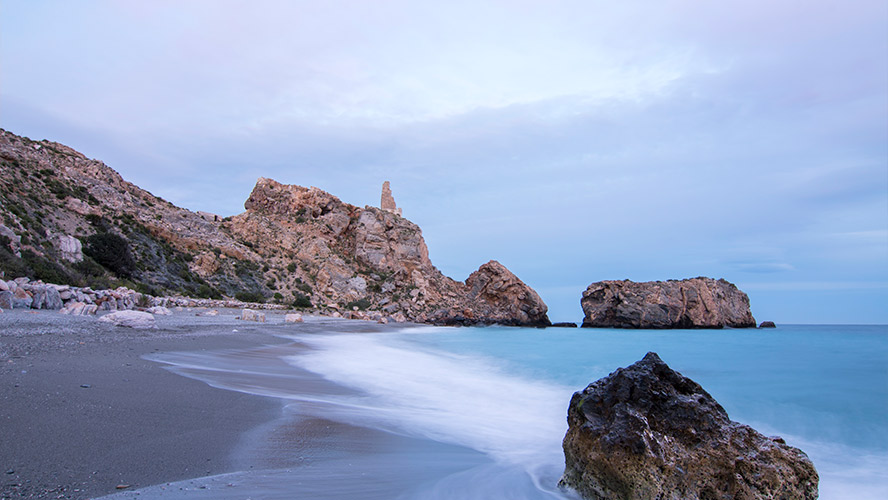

{"left": 759, "top": 321, "right": 777, "bottom": 328}
{"left": 559, "top": 352, "right": 818, "bottom": 500}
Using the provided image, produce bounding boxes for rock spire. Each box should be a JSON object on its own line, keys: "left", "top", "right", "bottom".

{"left": 380, "top": 181, "right": 402, "bottom": 216}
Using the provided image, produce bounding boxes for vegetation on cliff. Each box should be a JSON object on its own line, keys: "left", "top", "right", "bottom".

{"left": 0, "top": 129, "right": 549, "bottom": 325}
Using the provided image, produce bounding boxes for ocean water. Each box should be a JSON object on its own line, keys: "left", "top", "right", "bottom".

{"left": 102, "top": 322, "right": 887, "bottom": 500}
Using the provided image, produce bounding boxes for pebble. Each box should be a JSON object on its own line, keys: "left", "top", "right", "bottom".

{"left": 80, "top": 384, "right": 91, "bottom": 389}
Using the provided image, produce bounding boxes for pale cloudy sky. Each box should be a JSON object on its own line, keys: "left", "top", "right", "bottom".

{"left": 2, "top": 0, "right": 886, "bottom": 323}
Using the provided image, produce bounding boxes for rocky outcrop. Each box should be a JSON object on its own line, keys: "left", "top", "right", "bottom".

{"left": 437, "top": 260, "right": 550, "bottom": 326}
{"left": 227, "top": 178, "right": 549, "bottom": 326}
{"left": 0, "top": 129, "right": 548, "bottom": 326}
{"left": 581, "top": 278, "right": 755, "bottom": 329}
{"left": 559, "top": 352, "right": 819, "bottom": 500}
{"left": 759, "top": 321, "right": 776, "bottom": 328}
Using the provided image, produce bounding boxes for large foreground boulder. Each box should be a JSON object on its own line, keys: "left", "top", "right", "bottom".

{"left": 559, "top": 352, "right": 818, "bottom": 500}
{"left": 581, "top": 277, "right": 756, "bottom": 328}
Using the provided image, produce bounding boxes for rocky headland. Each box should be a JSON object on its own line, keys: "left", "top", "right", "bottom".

{"left": 559, "top": 352, "right": 819, "bottom": 500}
{"left": 0, "top": 129, "right": 549, "bottom": 326}
{"left": 581, "top": 278, "right": 756, "bottom": 329}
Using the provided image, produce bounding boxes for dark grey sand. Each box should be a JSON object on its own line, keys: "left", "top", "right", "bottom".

{"left": 0, "top": 308, "right": 344, "bottom": 500}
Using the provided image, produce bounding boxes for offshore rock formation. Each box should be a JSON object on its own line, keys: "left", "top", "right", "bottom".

{"left": 0, "top": 129, "right": 548, "bottom": 326}
{"left": 559, "top": 352, "right": 819, "bottom": 500}
{"left": 581, "top": 278, "right": 755, "bottom": 328}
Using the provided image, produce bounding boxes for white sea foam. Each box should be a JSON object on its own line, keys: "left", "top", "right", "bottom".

{"left": 285, "top": 332, "right": 570, "bottom": 468}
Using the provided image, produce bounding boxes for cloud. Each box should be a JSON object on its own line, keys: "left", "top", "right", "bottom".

{"left": 1, "top": 0, "right": 885, "bottom": 322}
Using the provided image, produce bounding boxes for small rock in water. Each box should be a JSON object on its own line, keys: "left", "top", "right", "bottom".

{"left": 759, "top": 321, "right": 777, "bottom": 328}
{"left": 80, "top": 384, "right": 91, "bottom": 389}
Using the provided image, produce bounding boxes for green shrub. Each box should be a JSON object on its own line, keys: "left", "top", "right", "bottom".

{"left": 21, "top": 249, "right": 74, "bottom": 285}
{"left": 345, "top": 298, "right": 371, "bottom": 311}
{"left": 196, "top": 284, "right": 222, "bottom": 300}
{"left": 287, "top": 262, "right": 297, "bottom": 273}
{"left": 292, "top": 293, "right": 312, "bottom": 309}
{"left": 73, "top": 256, "right": 106, "bottom": 277}
{"left": 235, "top": 290, "right": 265, "bottom": 303}
{"left": 83, "top": 232, "right": 136, "bottom": 278}
{"left": 0, "top": 247, "right": 30, "bottom": 279}
{"left": 293, "top": 278, "right": 312, "bottom": 294}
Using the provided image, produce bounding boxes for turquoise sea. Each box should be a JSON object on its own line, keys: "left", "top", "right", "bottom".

{"left": 106, "top": 322, "right": 888, "bottom": 499}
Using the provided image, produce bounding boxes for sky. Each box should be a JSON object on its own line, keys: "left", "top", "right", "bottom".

{"left": 1, "top": 0, "right": 886, "bottom": 323}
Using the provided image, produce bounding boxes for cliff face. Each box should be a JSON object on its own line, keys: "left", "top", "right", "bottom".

{"left": 0, "top": 129, "right": 549, "bottom": 326}
{"left": 0, "top": 129, "right": 263, "bottom": 300}
{"left": 559, "top": 352, "right": 819, "bottom": 500}
{"left": 581, "top": 278, "right": 755, "bottom": 329}
{"left": 225, "top": 178, "right": 550, "bottom": 326}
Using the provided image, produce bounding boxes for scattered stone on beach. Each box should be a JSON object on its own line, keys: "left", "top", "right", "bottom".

{"left": 759, "top": 321, "right": 777, "bottom": 328}
{"left": 559, "top": 352, "right": 819, "bottom": 500}
{"left": 581, "top": 277, "right": 756, "bottom": 329}
{"left": 195, "top": 309, "right": 219, "bottom": 316}
{"left": 0, "top": 290, "right": 12, "bottom": 310}
{"left": 147, "top": 306, "right": 173, "bottom": 315}
{"left": 240, "top": 309, "right": 266, "bottom": 322}
{"left": 285, "top": 313, "right": 303, "bottom": 323}
{"left": 98, "top": 310, "right": 157, "bottom": 329}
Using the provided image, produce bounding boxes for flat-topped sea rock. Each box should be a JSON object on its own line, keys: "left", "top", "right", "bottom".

{"left": 581, "top": 277, "right": 756, "bottom": 329}
{"left": 559, "top": 352, "right": 818, "bottom": 500}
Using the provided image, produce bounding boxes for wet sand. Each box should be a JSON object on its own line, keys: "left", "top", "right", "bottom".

{"left": 0, "top": 309, "right": 310, "bottom": 499}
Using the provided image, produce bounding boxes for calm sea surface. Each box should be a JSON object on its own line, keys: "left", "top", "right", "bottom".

{"left": 104, "top": 323, "right": 888, "bottom": 500}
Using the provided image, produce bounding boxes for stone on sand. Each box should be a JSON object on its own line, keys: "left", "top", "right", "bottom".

{"left": 98, "top": 310, "right": 156, "bottom": 329}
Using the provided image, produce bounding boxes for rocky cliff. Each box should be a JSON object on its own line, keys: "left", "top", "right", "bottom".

{"left": 559, "top": 352, "right": 819, "bottom": 500}
{"left": 581, "top": 278, "right": 755, "bottom": 329}
{"left": 223, "top": 177, "right": 550, "bottom": 326}
{"left": 0, "top": 129, "right": 549, "bottom": 326}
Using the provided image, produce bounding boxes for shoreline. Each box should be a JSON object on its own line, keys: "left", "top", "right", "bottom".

{"left": 0, "top": 308, "right": 340, "bottom": 500}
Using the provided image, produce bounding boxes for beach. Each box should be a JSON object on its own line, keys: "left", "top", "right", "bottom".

{"left": 2, "top": 310, "right": 887, "bottom": 500}
{"left": 0, "top": 309, "right": 298, "bottom": 499}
